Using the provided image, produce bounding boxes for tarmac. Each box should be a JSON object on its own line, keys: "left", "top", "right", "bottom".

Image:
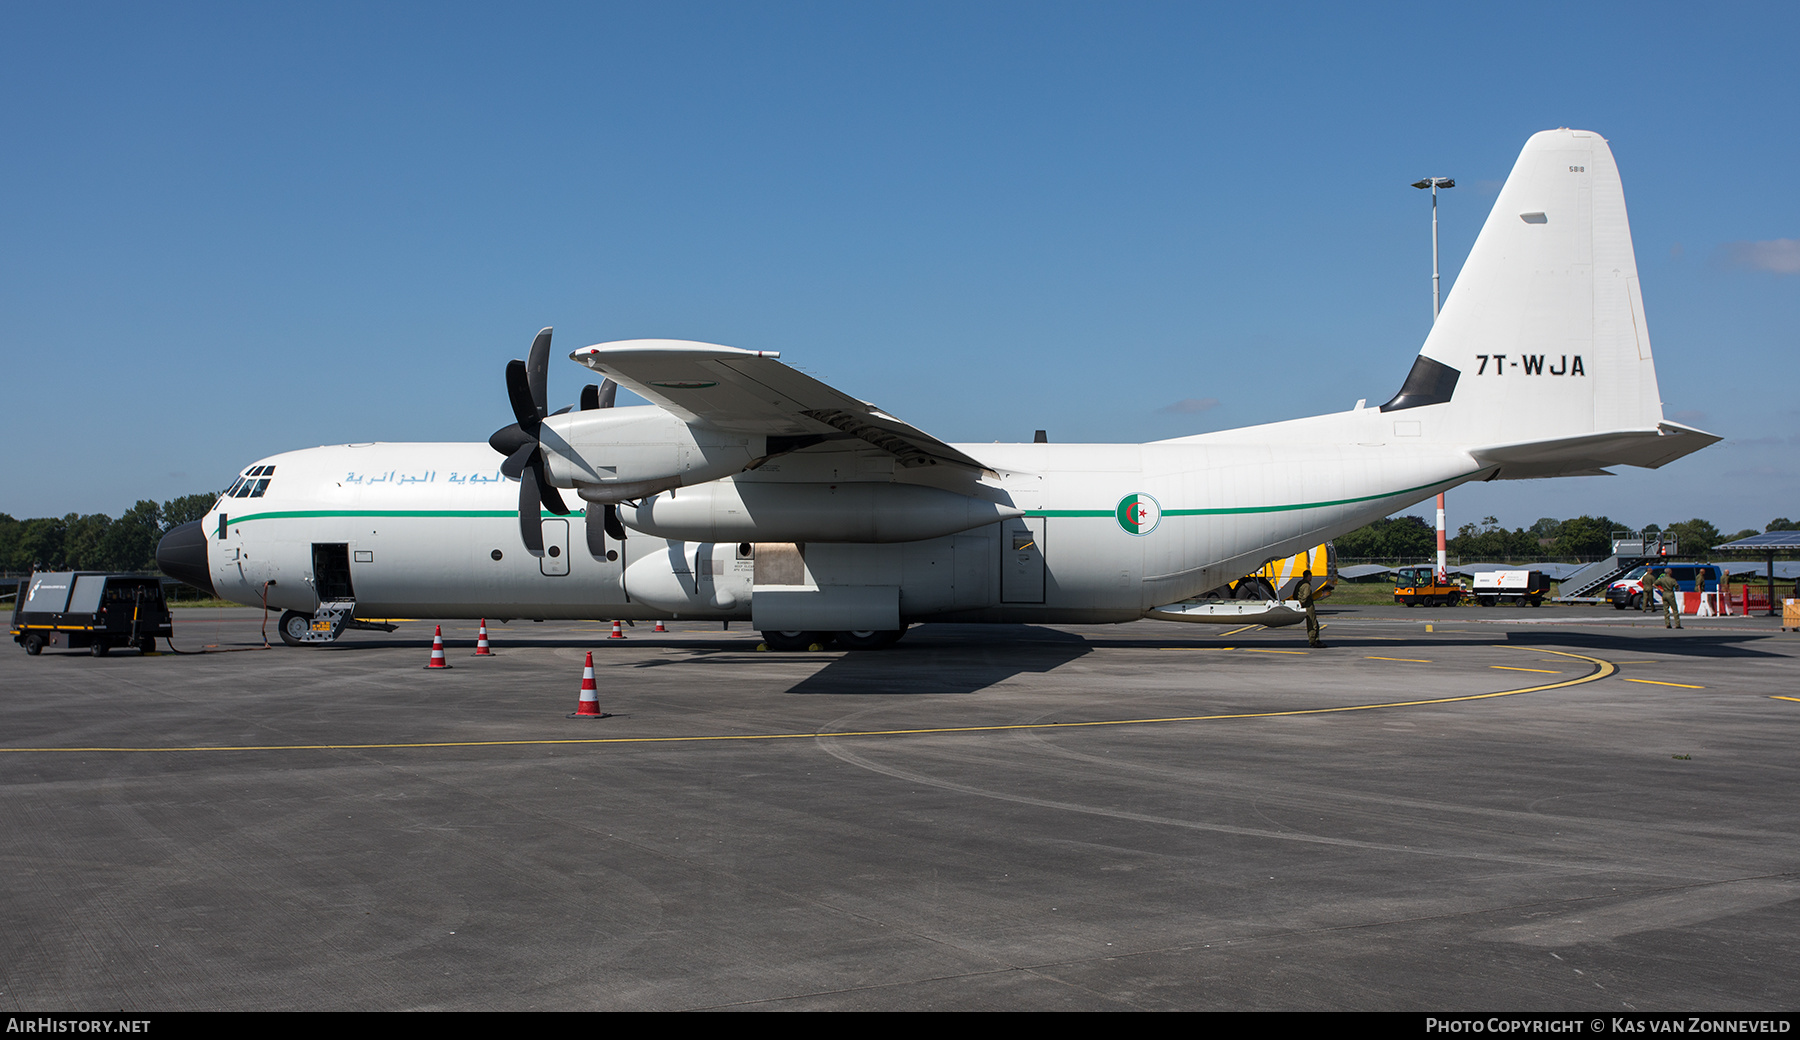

{"left": 2, "top": 604, "right": 1796, "bottom": 1011}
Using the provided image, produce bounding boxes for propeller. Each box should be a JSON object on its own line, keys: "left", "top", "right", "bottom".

{"left": 487, "top": 327, "right": 621, "bottom": 558}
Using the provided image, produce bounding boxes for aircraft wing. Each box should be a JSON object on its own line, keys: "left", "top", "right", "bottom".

{"left": 571, "top": 339, "right": 990, "bottom": 471}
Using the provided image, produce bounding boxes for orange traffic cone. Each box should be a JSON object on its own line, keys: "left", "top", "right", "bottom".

{"left": 609, "top": 619, "right": 625, "bottom": 639}
{"left": 653, "top": 619, "right": 667, "bottom": 632}
{"left": 569, "top": 651, "right": 604, "bottom": 718}
{"left": 473, "top": 619, "right": 494, "bottom": 656}
{"left": 424, "top": 625, "right": 452, "bottom": 669}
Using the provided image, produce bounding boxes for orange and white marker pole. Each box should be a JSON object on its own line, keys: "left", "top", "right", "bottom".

{"left": 424, "top": 625, "right": 452, "bottom": 669}
{"left": 1435, "top": 493, "right": 1448, "bottom": 584}
{"left": 473, "top": 619, "right": 495, "bottom": 656}
{"left": 569, "top": 651, "right": 604, "bottom": 718}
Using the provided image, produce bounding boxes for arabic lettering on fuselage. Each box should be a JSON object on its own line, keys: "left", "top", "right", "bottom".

{"left": 343, "top": 470, "right": 502, "bottom": 485}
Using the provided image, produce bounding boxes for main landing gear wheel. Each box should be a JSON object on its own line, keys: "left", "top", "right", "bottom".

{"left": 835, "top": 628, "right": 906, "bottom": 651}
{"left": 760, "top": 630, "right": 826, "bottom": 652}
{"left": 279, "top": 610, "right": 313, "bottom": 647}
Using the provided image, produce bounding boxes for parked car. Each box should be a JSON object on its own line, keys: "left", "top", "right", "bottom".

{"left": 1606, "top": 564, "right": 1720, "bottom": 610}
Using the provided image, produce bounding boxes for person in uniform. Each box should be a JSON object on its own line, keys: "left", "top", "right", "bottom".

{"left": 1296, "top": 569, "right": 1324, "bottom": 648}
{"left": 1655, "top": 568, "right": 1683, "bottom": 629}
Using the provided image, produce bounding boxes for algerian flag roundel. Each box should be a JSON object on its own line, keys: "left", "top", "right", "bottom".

{"left": 1116, "top": 493, "right": 1161, "bottom": 536}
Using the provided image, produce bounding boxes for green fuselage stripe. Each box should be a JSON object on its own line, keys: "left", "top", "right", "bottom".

{"left": 218, "top": 470, "right": 1482, "bottom": 527}
{"left": 221, "top": 509, "right": 571, "bottom": 524}
{"left": 1025, "top": 471, "right": 1481, "bottom": 519}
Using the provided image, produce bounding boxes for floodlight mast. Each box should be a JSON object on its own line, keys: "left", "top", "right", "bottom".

{"left": 1411, "top": 177, "right": 1456, "bottom": 319}
{"left": 1412, "top": 176, "right": 1455, "bottom": 582}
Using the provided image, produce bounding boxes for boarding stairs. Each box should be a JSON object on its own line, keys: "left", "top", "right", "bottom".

{"left": 1555, "top": 532, "right": 1677, "bottom": 602}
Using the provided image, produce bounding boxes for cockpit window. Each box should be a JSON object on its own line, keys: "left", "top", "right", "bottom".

{"left": 226, "top": 466, "right": 277, "bottom": 498}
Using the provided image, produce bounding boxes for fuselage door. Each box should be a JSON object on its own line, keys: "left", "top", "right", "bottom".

{"left": 540, "top": 519, "right": 570, "bottom": 577}
{"left": 1001, "top": 516, "right": 1046, "bottom": 603}
{"left": 311, "top": 543, "right": 355, "bottom": 603}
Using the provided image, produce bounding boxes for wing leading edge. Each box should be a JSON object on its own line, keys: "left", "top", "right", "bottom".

{"left": 571, "top": 339, "right": 989, "bottom": 472}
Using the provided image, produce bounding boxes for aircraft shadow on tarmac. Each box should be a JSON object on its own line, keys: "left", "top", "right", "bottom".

{"left": 619, "top": 624, "right": 1094, "bottom": 696}
{"left": 1065, "top": 622, "right": 1790, "bottom": 660}
{"left": 779, "top": 625, "right": 1092, "bottom": 696}
{"left": 310, "top": 622, "right": 1093, "bottom": 696}
{"left": 1494, "top": 629, "right": 1788, "bottom": 658}
{"left": 281, "top": 616, "right": 1783, "bottom": 682}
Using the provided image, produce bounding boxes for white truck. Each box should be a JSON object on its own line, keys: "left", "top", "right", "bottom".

{"left": 1472, "top": 570, "right": 1549, "bottom": 607}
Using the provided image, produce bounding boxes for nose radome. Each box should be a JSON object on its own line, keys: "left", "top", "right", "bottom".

{"left": 156, "top": 520, "right": 215, "bottom": 598}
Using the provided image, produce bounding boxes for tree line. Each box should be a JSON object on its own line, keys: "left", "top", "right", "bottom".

{"left": 1336, "top": 514, "right": 1797, "bottom": 563}
{"left": 0, "top": 494, "right": 217, "bottom": 574}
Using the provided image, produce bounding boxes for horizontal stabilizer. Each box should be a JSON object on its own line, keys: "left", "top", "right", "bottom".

{"left": 1470, "top": 421, "right": 1721, "bottom": 479}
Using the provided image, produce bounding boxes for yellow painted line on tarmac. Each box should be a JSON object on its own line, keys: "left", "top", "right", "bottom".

{"left": 1217, "top": 624, "right": 1261, "bottom": 638}
{"left": 1366, "top": 656, "right": 1432, "bottom": 663}
{"left": 0, "top": 647, "right": 1618, "bottom": 754}
{"left": 1771, "top": 696, "right": 1800, "bottom": 703}
{"left": 1623, "top": 678, "right": 1706, "bottom": 689}
{"left": 1243, "top": 648, "right": 1309, "bottom": 655}
{"left": 1490, "top": 665, "right": 1561, "bottom": 674}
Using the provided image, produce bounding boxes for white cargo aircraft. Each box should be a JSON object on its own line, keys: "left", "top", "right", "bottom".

{"left": 157, "top": 129, "right": 1717, "bottom": 649}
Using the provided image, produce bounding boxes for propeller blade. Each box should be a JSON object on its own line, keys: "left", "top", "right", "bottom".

{"left": 505, "top": 359, "right": 539, "bottom": 435}
{"left": 596, "top": 379, "right": 617, "bottom": 409}
{"left": 579, "top": 384, "right": 599, "bottom": 411}
{"left": 518, "top": 465, "right": 545, "bottom": 556}
{"left": 531, "top": 455, "right": 570, "bottom": 516}
{"left": 525, "top": 327, "right": 552, "bottom": 422}
{"left": 603, "top": 503, "right": 627, "bottom": 541}
{"left": 501, "top": 442, "right": 535, "bottom": 480}
{"left": 489, "top": 423, "right": 532, "bottom": 458}
{"left": 584, "top": 505, "right": 608, "bottom": 557}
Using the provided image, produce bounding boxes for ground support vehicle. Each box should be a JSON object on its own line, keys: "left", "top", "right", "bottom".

{"left": 1393, "top": 566, "right": 1465, "bottom": 607}
{"left": 1605, "top": 564, "right": 1720, "bottom": 611}
{"left": 1473, "top": 570, "right": 1549, "bottom": 607}
{"left": 11, "top": 572, "right": 173, "bottom": 656}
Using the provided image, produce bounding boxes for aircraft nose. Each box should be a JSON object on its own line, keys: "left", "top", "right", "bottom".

{"left": 156, "top": 520, "right": 216, "bottom": 598}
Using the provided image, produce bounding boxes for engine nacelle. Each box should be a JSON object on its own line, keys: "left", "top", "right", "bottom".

{"left": 623, "top": 542, "right": 752, "bottom": 616}
{"left": 622, "top": 480, "right": 1024, "bottom": 543}
{"left": 538, "top": 406, "right": 763, "bottom": 504}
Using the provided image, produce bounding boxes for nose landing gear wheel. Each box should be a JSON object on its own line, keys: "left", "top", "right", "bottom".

{"left": 279, "top": 610, "right": 313, "bottom": 647}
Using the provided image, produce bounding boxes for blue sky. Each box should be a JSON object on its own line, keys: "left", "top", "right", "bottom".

{"left": 4, "top": 2, "right": 1795, "bottom": 535}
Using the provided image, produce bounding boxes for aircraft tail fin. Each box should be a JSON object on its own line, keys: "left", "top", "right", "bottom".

{"left": 1383, "top": 129, "right": 1717, "bottom": 477}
